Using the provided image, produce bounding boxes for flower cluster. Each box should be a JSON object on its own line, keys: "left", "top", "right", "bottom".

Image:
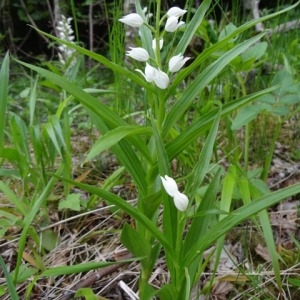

{"left": 56, "top": 15, "right": 75, "bottom": 66}
{"left": 160, "top": 175, "right": 189, "bottom": 211}
{"left": 119, "top": 7, "right": 190, "bottom": 89}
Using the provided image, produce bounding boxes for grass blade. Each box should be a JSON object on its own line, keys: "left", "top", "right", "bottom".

{"left": 183, "top": 182, "right": 300, "bottom": 266}
{"left": 0, "top": 52, "right": 9, "bottom": 155}
{"left": 0, "top": 254, "right": 19, "bottom": 300}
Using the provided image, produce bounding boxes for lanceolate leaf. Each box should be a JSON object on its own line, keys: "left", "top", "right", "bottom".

{"left": 174, "top": 0, "right": 211, "bottom": 55}
{"left": 162, "top": 33, "right": 265, "bottom": 136}
{"left": 0, "top": 52, "right": 9, "bottom": 155}
{"left": 59, "top": 178, "right": 177, "bottom": 260}
{"left": 85, "top": 126, "right": 152, "bottom": 162}
{"left": 14, "top": 59, "right": 151, "bottom": 195}
{"left": 183, "top": 182, "right": 300, "bottom": 266}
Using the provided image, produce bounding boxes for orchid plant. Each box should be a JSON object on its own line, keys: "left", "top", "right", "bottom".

{"left": 12, "top": 0, "right": 300, "bottom": 299}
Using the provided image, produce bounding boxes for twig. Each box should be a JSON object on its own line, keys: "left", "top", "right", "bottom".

{"left": 266, "top": 19, "right": 300, "bottom": 37}
{"left": 19, "top": 0, "right": 49, "bottom": 44}
{"left": 61, "top": 250, "right": 133, "bottom": 300}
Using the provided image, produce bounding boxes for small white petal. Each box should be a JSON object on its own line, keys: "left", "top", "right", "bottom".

{"left": 144, "top": 63, "right": 156, "bottom": 81}
{"left": 126, "top": 47, "right": 149, "bottom": 62}
{"left": 173, "top": 192, "right": 189, "bottom": 211}
{"left": 167, "top": 7, "right": 187, "bottom": 18}
{"left": 119, "top": 13, "right": 144, "bottom": 28}
{"left": 160, "top": 175, "right": 179, "bottom": 197}
{"left": 152, "top": 38, "right": 164, "bottom": 51}
{"left": 135, "top": 63, "right": 156, "bottom": 82}
{"left": 169, "top": 53, "right": 190, "bottom": 72}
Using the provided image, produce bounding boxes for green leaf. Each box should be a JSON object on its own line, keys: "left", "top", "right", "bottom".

{"left": 41, "top": 229, "right": 61, "bottom": 252}
{"left": 59, "top": 177, "right": 176, "bottom": 260}
{"left": 14, "top": 59, "right": 150, "bottom": 196}
{"left": 121, "top": 223, "right": 151, "bottom": 268}
{"left": 157, "top": 284, "right": 178, "bottom": 300}
{"left": 231, "top": 104, "right": 266, "bottom": 130}
{"left": 175, "top": 0, "right": 211, "bottom": 55}
{"left": 152, "top": 119, "right": 177, "bottom": 246}
{"left": 58, "top": 193, "right": 82, "bottom": 211}
{"left": 75, "top": 288, "right": 98, "bottom": 300}
{"left": 0, "top": 181, "right": 28, "bottom": 216}
{"left": 241, "top": 41, "right": 268, "bottom": 61}
{"left": 166, "top": 86, "right": 279, "bottom": 162}
{"left": 41, "top": 260, "right": 133, "bottom": 277}
{"left": 85, "top": 126, "right": 152, "bottom": 162}
{"left": 288, "top": 278, "right": 300, "bottom": 287}
{"left": 250, "top": 183, "right": 283, "bottom": 290}
{"left": 29, "top": 76, "right": 39, "bottom": 126}
{"left": 0, "top": 52, "right": 9, "bottom": 155}
{"left": 259, "top": 94, "right": 276, "bottom": 104}
{"left": 183, "top": 182, "right": 300, "bottom": 266}
{"left": 28, "top": 29, "right": 156, "bottom": 93}
{"left": 187, "top": 108, "right": 221, "bottom": 198}
{"left": 279, "top": 94, "right": 300, "bottom": 105}
{"left": 272, "top": 69, "right": 295, "bottom": 96}
{"left": 183, "top": 168, "right": 222, "bottom": 284}
{"left": 270, "top": 105, "right": 290, "bottom": 116}
{"left": 218, "top": 23, "right": 238, "bottom": 42}
{"left": 163, "top": 33, "right": 265, "bottom": 136}
{"left": 14, "top": 167, "right": 63, "bottom": 282}
{"left": 0, "top": 254, "right": 19, "bottom": 300}
{"left": 11, "top": 264, "right": 38, "bottom": 284}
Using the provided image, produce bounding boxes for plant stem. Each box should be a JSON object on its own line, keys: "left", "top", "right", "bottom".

{"left": 261, "top": 116, "right": 282, "bottom": 181}
{"left": 155, "top": 0, "right": 162, "bottom": 67}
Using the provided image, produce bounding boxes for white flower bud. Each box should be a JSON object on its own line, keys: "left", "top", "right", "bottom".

{"left": 126, "top": 47, "right": 149, "bottom": 62}
{"left": 167, "top": 7, "right": 187, "bottom": 18}
{"left": 160, "top": 175, "right": 189, "bottom": 211}
{"left": 153, "top": 69, "right": 169, "bottom": 89}
{"left": 169, "top": 53, "right": 190, "bottom": 72}
{"left": 160, "top": 175, "right": 179, "bottom": 197}
{"left": 119, "top": 13, "right": 144, "bottom": 28}
{"left": 165, "top": 16, "right": 185, "bottom": 32}
{"left": 173, "top": 192, "right": 189, "bottom": 212}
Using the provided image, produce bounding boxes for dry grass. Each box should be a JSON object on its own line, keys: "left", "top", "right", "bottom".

{"left": 1, "top": 128, "right": 300, "bottom": 300}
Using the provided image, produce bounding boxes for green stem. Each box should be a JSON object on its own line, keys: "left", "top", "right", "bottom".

{"left": 174, "top": 213, "right": 186, "bottom": 288}
{"left": 244, "top": 123, "right": 250, "bottom": 171}
{"left": 155, "top": 0, "right": 162, "bottom": 67}
{"left": 236, "top": 72, "right": 249, "bottom": 170}
{"left": 261, "top": 116, "right": 282, "bottom": 181}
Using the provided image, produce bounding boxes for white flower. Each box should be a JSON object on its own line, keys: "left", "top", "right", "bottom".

{"left": 136, "top": 65, "right": 169, "bottom": 89}
{"left": 135, "top": 63, "right": 156, "bottom": 82}
{"left": 126, "top": 47, "right": 149, "bottom": 62}
{"left": 119, "top": 13, "right": 144, "bottom": 28}
{"left": 160, "top": 175, "right": 189, "bottom": 212}
{"left": 165, "top": 16, "right": 185, "bottom": 32}
{"left": 153, "top": 69, "right": 169, "bottom": 89}
{"left": 167, "top": 7, "right": 187, "bottom": 18}
{"left": 169, "top": 53, "right": 190, "bottom": 72}
{"left": 152, "top": 38, "right": 164, "bottom": 51}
